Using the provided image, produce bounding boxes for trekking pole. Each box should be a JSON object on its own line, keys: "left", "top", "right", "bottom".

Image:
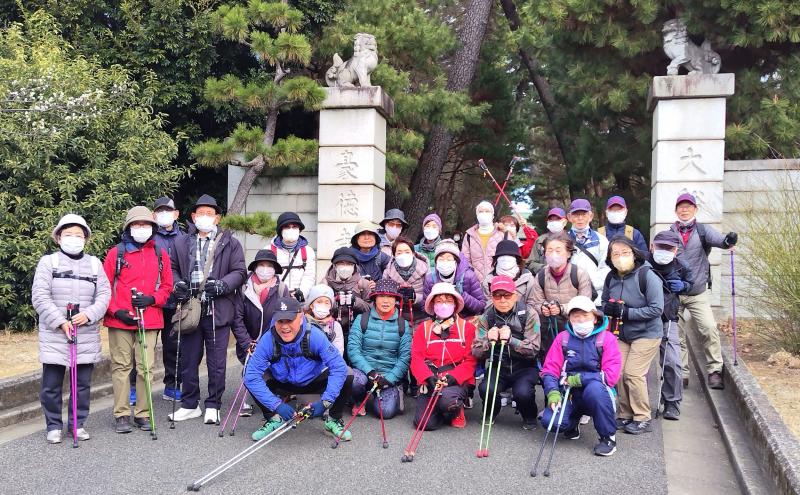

{"left": 493, "top": 156, "right": 519, "bottom": 207}
{"left": 543, "top": 386, "right": 572, "bottom": 477}
{"left": 530, "top": 395, "right": 560, "bottom": 477}
{"left": 187, "top": 409, "right": 312, "bottom": 491}
{"left": 478, "top": 158, "right": 524, "bottom": 222}
{"left": 210, "top": 299, "right": 220, "bottom": 425}
{"left": 376, "top": 389, "right": 389, "bottom": 449}
{"left": 331, "top": 382, "right": 379, "bottom": 449}
{"left": 481, "top": 339, "right": 506, "bottom": 457}
{"left": 66, "top": 303, "right": 79, "bottom": 448}
{"left": 131, "top": 288, "right": 157, "bottom": 440}
{"left": 730, "top": 249, "right": 738, "bottom": 366}
{"left": 476, "top": 340, "right": 496, "bottom": 458}
{"left": 401, "top": 380, "right": 444, "bottom": 462}
{"left": 218, "top": 380, "right": 246, "bottom": 437}
{"left": 171, "top": 302, "right": 182, "bottom": 430}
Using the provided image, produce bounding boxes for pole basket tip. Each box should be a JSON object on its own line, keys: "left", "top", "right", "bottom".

{"left": 382, "top": 441, "right": 389, "bottom": 449}
{"left": 217, "top": 431, "right": 224, "bottom": 438}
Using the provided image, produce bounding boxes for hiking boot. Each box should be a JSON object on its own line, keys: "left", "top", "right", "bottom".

{"left": 624, "top": 420, "right": 652, "bottom": 435}
{"left": 351, "top": 404, "right": 366, "bottom": 417}
{"left": 683, "top": 377, "right": 689, "bottom": 388}
{"left": 46, "top": 430, "right": 62, "bottom": 444}
{"left": 324, "top": 418, "right": 352, "bottom": 441}
{"left": 594, "top": 436, "right": 617, "bottom": 456}
{"left": 616, "top": 418, "right": 632, "bottom": 431}
{"left": 708, "top": 371, "right": 724, "bottom": 390}
{"left": 252, "top": 416, "right": 284, "bottom": 441}
{"left": 522, "top": 419, "right": 537, "bottom": 430}
{"left": 168, "top": 406, "right": 202, "bottom": 422}
{"left": 68, "top": 428, "right": 91, "bottom": 441}
{"left": 239, "top": 402, "right": 253, "bottom": 417}
{"left": 464, "top": 397, "right": 474, "bottom": 409}
{"left": 663, "top": 402, "right": 680, "bottom": 421}
{"left": 133, "top": 417, "right": 152, "bottom": 431}
{"left": 115, "top": 416, "right": 132, "bottom": 434}
{"left": 450, "top": 408, "right": 466, "bottom": 428}
{"left": 563, "top": 424, "right": 580, "bottom": 440}
{"left": 129, "top": 387, "right": 136, "bottom": 406}
{"left": 162, "top": 387, "right": 182, "bottom": 402}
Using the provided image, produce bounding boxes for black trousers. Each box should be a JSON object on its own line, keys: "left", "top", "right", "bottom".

{"left": 40, "top": 363, "right": 94, "bottom": 431}
{"left": 250, "top": 370, "right": 353, "bottom": 420}
{"left": 478, "top": 366, "right": 539, "bottom": 421}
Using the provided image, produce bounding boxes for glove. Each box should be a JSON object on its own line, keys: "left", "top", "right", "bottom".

{"left": 603, "top": 301, "right": 626, "bottom": 320}
{"left": 114, "top": 309, "right": 137, "bottom": 326}
{"left": 292, "top": 288, "right": 305, "bottom": 303}
{"left": 425, "top": 376, "right": 437, "bottom": 393}
{"left": 203, "top": 278, "right": 228, "bottom": 299}
{"left": 443, "top": 374, "right": 458, "bottom": 387}
{"left": 308, "top": 400, "right": 327, "bottom": 418}
{"left": 487, "top": 327, "right": 499, "bottom": 342}
{"left": 724, "top": 231, "right": 738, "bottom": 247}
{"left": 376, "top": 375, "right": 391, "bottom": 389}
{"left": 499, "top": 325, "right": 511, "bottom": 342}
{"left": 275, "top": 403, "right": 296, "bottom": 421}
{"left": 366, "top": 370, "right": 380, "bottom": 387}
{"left": 131, "top": 293, "right": 155, "bottom": 308}
{"left": 173, "top": 281, "right": 190, "bottom": 303}
{"left": 667, "top": 279, "right": 685, "bottom": 293}
{"left": 565, "top": 374, "right": 582, "bottom": 388}
{"left": 398, "top": 286, "right": 415, "bottom": 303}
{"left": 546, "top": 390, "right": 562, "bottom": 410}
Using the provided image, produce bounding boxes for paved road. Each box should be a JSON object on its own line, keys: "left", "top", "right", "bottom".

{"left": 1, "top": 365, "right": 667, "bottom": 495}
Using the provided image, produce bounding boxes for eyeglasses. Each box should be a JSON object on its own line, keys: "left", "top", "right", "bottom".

{"left": 610, "top": 250, "right": 633, "bottom": 259}
{"left": 491, "top": 292, "right": 514, "bottom": 300}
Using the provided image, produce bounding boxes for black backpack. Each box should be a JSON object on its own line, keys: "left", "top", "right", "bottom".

{"left": 537, "top": 264, "right": 598, "bottom": 301}
{"left": 269, "top": 326, "right": 315, "bottom": 363}
{"left": 602, "top": 265, "right": 652, "bottom": 302}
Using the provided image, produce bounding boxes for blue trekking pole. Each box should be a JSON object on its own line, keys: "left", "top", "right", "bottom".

{"left": 543, "top": 386, "right": 571, "bottom": 477}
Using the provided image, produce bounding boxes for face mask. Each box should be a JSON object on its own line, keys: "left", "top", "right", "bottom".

{"left": 437, "top": 260, "right": 457, "bottom": 277}
{"left": 503, "top": 223, "right": 517, "bottom": 234}
{"left": 678, "top": 217, "right": 695, "bottom": 227}
{"left": 572, "top": 320, "right": 594, "bottom": 338}
{"left": 131, "top": 226, "right": 152, "bottom": 244}
{"left": 476, "top": 212, "right": 494, "bottom": 227}
{"left": 195, "top": 215, "right": 216, "bottom": 233}
{"left": 385, "top": 225, "right": 402, "bottom": 240}
{"left": 612, "top": 255, "right": 635, "bottom": 273}
{"left": 606, "top": 210, "right": 627, "bottom": 224}
{"left": 395, "top": 253, "right": 414, "bottom": 268}
{"left": 312, "top": 303, "right": 331, "bottom": 320}
{"left": 434, "top": 301, "right": 455, "bottom": 319}
{"left": 546, "top": 254, "right": 566, "bottom": 269}
{"left": 335, "top": 264, "right": 355, "bottom": 280}
{"left": 652, "top": 249, "right": 675, "bottom": 265}
{"left": 423, "top": 227, "right": 439, "bottom": 241}
{"left": 547, "top": 221, "right": 564, "bottom": 234}
{"left": 255, "top": 265, "right": 275, "bottom": 281}
{"left": 60, "top": 237, "right": 85, "bottom": 255}
{"left": 496, "top": 256, "right": 518, "bottom": 271}
{"left": 155, "top": 211, "right": 174, "bottom": 228}
{"left": 282, "top": 227, "right": 300, "bottom": 243}
{"left": 572, "top": 226, "right": 588, "bottom": 235}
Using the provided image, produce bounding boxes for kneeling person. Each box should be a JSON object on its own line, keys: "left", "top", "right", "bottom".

{"left": 540, "top": 296, "right": 622, "bottom": 456}
{"left": 244, "top": 298, "right": 353, "bottom": 442}
{"left": 472, "top": 275, "right": 541, "bottom": 429}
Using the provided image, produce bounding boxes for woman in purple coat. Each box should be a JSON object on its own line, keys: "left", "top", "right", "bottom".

{"left": 422, "top": 239, "right": 485, "bottom": 318}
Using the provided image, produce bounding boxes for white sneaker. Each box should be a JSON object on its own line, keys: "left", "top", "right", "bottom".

{"left": 239, "top": 403, "right": 253, "bottom": 417}
{"left": 46, "top": 430, "right": 62, "bottom": 444}
{"left": 168, "top": 406, "right": 202, "bottom": 422}
{"left": 69, "top": 428, "right": 90, "bottom": 441}
{"left": 204, "top": 407, "right": 219, "bottom": 425}
{"left": 580, "top": 415, "right": 591, "bottom": 425}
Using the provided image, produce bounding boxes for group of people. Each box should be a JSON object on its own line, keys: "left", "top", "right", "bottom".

{"left": 33, "top": 190, "right": 737, "bottom": 459}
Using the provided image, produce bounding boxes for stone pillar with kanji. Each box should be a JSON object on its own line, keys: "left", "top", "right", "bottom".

{"left": 316, "top": 86, "right": 394, "bottom": 275}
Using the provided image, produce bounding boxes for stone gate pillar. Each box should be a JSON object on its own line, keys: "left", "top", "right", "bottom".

{"left": 648, "top": 74, "right": 734, "bottom": 307}
{"left": 316, "top": 87, "right": 394, "bottom": 276}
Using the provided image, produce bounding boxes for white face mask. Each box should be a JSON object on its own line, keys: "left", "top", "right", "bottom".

{"left": 423, "top": 227, "right": 439, "bottom": 241}
{"left": 155, "top": 211, "right": 174, "bottom": 228}
{"left": 395, "top": 253, "right": 414, "bottom": 268}
{"left": 60, "top": 237, "right": 85, "bottom": 255}
{"left": 652, "top": 249, "right": 675, "bottom": 265}
{"left": 312, "top": 303, "right": 331, "bottom": 319}
{"left": 572, "top": 320, "right": 594, "bottom": 338}
{"left": 195, "top": 215, "right": 216, "bottom": 233}
{"left": 335, "top": 264, "right": 355, "bottom": 280}
{"left": 606, "top": 210, "right": 627, "bottom": 225}
{"left": 255, "top": 265, "right": 275, "bottom": 281}
{"left": 130, "top": 226, "right": 153, "bottom": 244}
{"left": 496, "top": 255, "right": 518, "bottom": 271}
{"left": 476, "top": 211, "right": 494, "bottom": 227}
{"left": 678, "top": 216, "right": 695, "bottom": 227}
{"left": 436, "top": 260, "right": 457, "bottom": 277}
{"left": 385, "top": 225, "right": 402, "bottom": 240}
{"left": 547, "top": 220, "right": 564, "bottom": 234}
{"left": 282, "top": 227, "right": 300, "bottom": 243}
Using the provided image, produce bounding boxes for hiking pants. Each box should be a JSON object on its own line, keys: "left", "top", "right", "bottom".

{"left": 660, "top": 321, "right": 683, "bottom": 405}
{"left": 540, "top": 379, "right": 616, "bottom": 437}
{"left": 351, "top": 369, "right": 402, "bottom": 419}
{"left": 179, "top": 316, "right": 229, "bottom": 410}
{"left": 40, "top": 363, "right": 93, "bottom": 431}
{"left": 478, "top": 366, "right": 539, "bottom": 422}
{"left": 413, "top": 384, "right": 470, "bottom": 431}
{"left": 678, "top": 290, "right": 723, "bottom": 375}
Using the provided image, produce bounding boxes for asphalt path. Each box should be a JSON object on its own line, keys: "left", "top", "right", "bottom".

{"left": 0, "top": 364, "right": 666, "bottom": 495}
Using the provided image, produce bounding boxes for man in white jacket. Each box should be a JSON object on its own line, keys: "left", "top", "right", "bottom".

{"left": 267, "top": 212, "right": 316, "bottom": 301}
{"left": 566, "top": 199, "right": 609, "bottom": 305}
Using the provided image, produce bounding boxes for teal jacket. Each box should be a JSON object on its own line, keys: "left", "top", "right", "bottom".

{"left": 347, "top": 308, "right": 411, "bottom": 385}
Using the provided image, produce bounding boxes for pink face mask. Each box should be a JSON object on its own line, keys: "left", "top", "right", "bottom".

{"left": 433, "top": 302, "right": 455, "bottom": 319}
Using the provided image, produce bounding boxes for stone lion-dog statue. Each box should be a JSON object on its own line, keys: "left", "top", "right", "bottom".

{"left": 662, "top": 19, "right": 721, "bottom": 75}
{"left": 325, "top": 33, "right": 379, "bottom": 87}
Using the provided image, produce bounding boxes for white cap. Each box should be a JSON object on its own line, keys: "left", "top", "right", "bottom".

{"left": 565, "top": 295, "right": 602, "bottom": 317}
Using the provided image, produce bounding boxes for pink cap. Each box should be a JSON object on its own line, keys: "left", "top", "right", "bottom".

{"left": 490, "top": 275, "right": 516, "bottom": 294}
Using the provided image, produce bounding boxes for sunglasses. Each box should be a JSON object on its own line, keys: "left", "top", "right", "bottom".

{"left": 491, "top": 292, "right": 514, "bottom": 300}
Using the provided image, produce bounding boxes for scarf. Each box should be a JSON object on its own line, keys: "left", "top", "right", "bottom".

{"left": 395, "top": 259, "right": 416, "bottom": 280}
{"left": 354, "top": 246, "right": 380, "bottom": 263}
{"left": 252, "top": 273, "right": 277, "bottom": 305}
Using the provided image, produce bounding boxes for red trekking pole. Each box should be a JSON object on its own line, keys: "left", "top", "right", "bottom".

{"left": 493, "top": 156, "right": 520, "bottom": 207}
{"left": 66, "top": 303, "right": 79, "bottom": 448}
{"left": 331, "top": 382, "right": 379, "bottom": 449}
{"left": 401, "top": 379, "right": 445, "bottom": 462}
{"left": 478, "top": 158, "right": 525, "bottom": 224}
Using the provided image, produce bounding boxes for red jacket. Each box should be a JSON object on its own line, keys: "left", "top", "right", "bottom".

{"left": 103, "top": 239, "right": 174, "bottom": 330}
{"left": 410, "top": 317, "right": 477, "bottom": 386}
{"left": 520, "top": 225, "right": 539, "bottom": 259}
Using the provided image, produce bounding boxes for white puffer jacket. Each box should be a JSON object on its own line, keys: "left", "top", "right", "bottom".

{"left": 266, "top": 238, "right": 317, "bottom": 299}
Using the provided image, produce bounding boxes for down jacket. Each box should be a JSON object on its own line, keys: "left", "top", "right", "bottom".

{"left": 422, "top": 257, "right": 486, "bottom": 317}
{"left": 410, "top": 317, "right": 477, "bottom": 386}
{"left": 32, "top": 252, "right": 111, "bottom": 366}
{"left": 348, "top": 308, "right": 412, "bottom": 385}
{"left": 460, "top": 225, "right": 504, "bottom": 283}
{"left": 266, "top": 236, "right": 316, "bottom": 298}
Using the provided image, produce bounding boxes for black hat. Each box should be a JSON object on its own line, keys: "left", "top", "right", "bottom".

{"left": 193, "top": 194, "right": 221, "bottom": 214}
{"left": 380, "top": 208, "right": 408, "bottom": 228}
{"left": 369, "top": 278, "right": 401, "bottom": 300}
{"left": 273, "top": 297, "right": 302, "bottom": 321}
{"left": 493, "top": 240, "right": 522, "bottom": 260}
{"left": 153, "top": 196, "right": 175, "bottom": 211}
{"left": 276, "top": 212, "right": 305, "bottom": 233}
{"left": 331, "top": 247, "right": 358, "bottom": 265}
{"left": 248, "top": 249, "right": 283, "bottom": 274}
{"left": 653, "top": 230, "right": 681, "bottom": 248}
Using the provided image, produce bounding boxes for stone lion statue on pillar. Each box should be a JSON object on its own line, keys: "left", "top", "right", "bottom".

{"left": 325, "top": 33, "right": 379, "bottom": 87}
{"left": 662, "top": 19, "right": 721, "bottom": 75}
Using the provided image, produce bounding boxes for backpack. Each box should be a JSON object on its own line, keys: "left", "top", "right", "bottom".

{"left": 602, "top": 265, "right": 651, "bottom": 302}
{"left": 537, "top": 264, "right": 598, "bottom": 302}
{"left": 561, "top": 330, "right": 606, "bottom": 370}
{"left": 270, "top": 244, "right": 307, "bottom": 282}
{"left": 485, "top": 301, "right": 528, "bottom": 334}
{"left": 113, "top": 242, "right": 165, "bottom": 292}
{"left": 598, "top": 225, "right": 633, "bottom": 241}
{"left": 360, "top": 310, "right": 406, "bottom": 337}
{"left": 50, "top": 253, "right": 101, "bottom": 288}
{"left": 429, "top": 271, "right": 465, "bottom": 294}
{"left": 270, "top": 326, "right": 314, "bottom": 363}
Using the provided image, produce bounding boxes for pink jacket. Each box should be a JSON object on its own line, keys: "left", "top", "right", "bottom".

{"left": 460, "top": 225, "right": 504, "bottom": 283}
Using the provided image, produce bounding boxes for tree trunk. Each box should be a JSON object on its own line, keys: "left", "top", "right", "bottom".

{"left": 402, "top": 0, "right": 494, "bottom": 238}
{"left": 227, "top": 107, "right": 279, "bottom": 215}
